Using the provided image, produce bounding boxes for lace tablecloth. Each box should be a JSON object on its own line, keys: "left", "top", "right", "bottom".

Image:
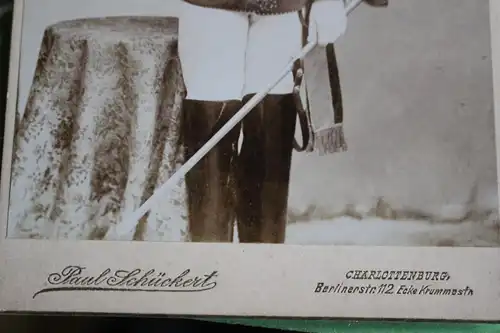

{"left": 8, "top": 17, "right": 189, "bottom": 241}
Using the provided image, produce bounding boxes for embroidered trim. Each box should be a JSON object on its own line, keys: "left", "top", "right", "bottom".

{"left": 183, "top": 0, "right": 300, "bottom": 16}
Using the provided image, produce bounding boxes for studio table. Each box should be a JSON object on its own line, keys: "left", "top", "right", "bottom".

{"left": 8, "top": 17, "right": 189, "bottom": 241}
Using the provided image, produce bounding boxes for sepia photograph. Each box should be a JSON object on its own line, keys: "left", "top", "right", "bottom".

{"left": 3, "top": 0, "right": 499, "bottom": 246}
{"left": 1, "top": 0, "right": 500, "bottom": 321}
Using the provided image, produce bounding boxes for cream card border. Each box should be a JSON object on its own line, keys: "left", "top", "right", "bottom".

{"left": 0, "top": 0, "right": 500, "bottom": 321}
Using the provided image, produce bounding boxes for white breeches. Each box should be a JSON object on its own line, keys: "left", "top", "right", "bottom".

{"left": 178, "top": 2, "right": 302, "bottom": 101}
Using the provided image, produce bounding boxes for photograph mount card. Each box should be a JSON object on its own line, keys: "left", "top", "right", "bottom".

{"left": 1, "top": 0, "right": 500, "bottom": 321}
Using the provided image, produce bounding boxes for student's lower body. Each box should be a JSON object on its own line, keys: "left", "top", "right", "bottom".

{"left": 178, "top": 2, "right": 302, "bottom": 243}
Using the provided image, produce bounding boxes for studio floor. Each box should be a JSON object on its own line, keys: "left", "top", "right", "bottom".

{"left": 282, "top": 217, "right": 500, "bottom": 247}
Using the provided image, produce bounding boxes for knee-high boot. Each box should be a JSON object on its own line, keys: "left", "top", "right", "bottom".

{"left": 182, "top": 99, "right": 242, "bottom": 242}
{"left": 236, "top": 94, "right": 297, "bottom": 243}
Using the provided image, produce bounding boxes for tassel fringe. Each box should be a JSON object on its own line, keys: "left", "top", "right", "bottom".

{"left": 314, "top": 125, "right": 348, "bottom": 155}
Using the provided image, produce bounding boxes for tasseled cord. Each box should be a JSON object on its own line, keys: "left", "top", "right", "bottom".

{"left": 314, "top": 124, "right": 348, "bottom": 155}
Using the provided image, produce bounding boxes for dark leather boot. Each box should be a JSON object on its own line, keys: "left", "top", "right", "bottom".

{"left": 182, "top": 99, "right": 242, "bottom": 242}
{"left": 236, "top": 94, "right": 297, "bottom": 243}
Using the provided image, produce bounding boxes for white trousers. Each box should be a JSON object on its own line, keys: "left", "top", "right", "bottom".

{"left": 178, "top": 2, "right": 302, "bottom": 101}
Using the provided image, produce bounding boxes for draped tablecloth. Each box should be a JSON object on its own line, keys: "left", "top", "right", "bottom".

{"left": 8, "top": 17, "right": 189, "bottom": 241}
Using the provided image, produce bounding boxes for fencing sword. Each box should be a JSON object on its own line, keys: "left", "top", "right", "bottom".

{"left": 105, "top": 0, "right": 365, "bottom": 240}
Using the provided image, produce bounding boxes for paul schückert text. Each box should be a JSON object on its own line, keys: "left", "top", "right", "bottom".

{"left": 32, "top": 265, "right": 219, "bottom": 298}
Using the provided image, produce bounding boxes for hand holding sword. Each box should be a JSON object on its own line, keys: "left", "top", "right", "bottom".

{"left": 104, "top": 0, "right": 366, "bottom": 241}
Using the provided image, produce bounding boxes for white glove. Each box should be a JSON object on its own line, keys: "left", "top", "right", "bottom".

{"left": 308, "top": 0, "right": 348, "bottom": 46}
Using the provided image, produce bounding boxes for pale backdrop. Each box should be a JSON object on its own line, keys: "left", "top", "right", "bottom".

{"left": 288, "top": 0, "right": 497, "bottom": 223}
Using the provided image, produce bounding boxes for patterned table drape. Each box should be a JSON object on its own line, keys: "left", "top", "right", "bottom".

{"left": 8, "top": 17, "right": 189, "bottom": 241}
